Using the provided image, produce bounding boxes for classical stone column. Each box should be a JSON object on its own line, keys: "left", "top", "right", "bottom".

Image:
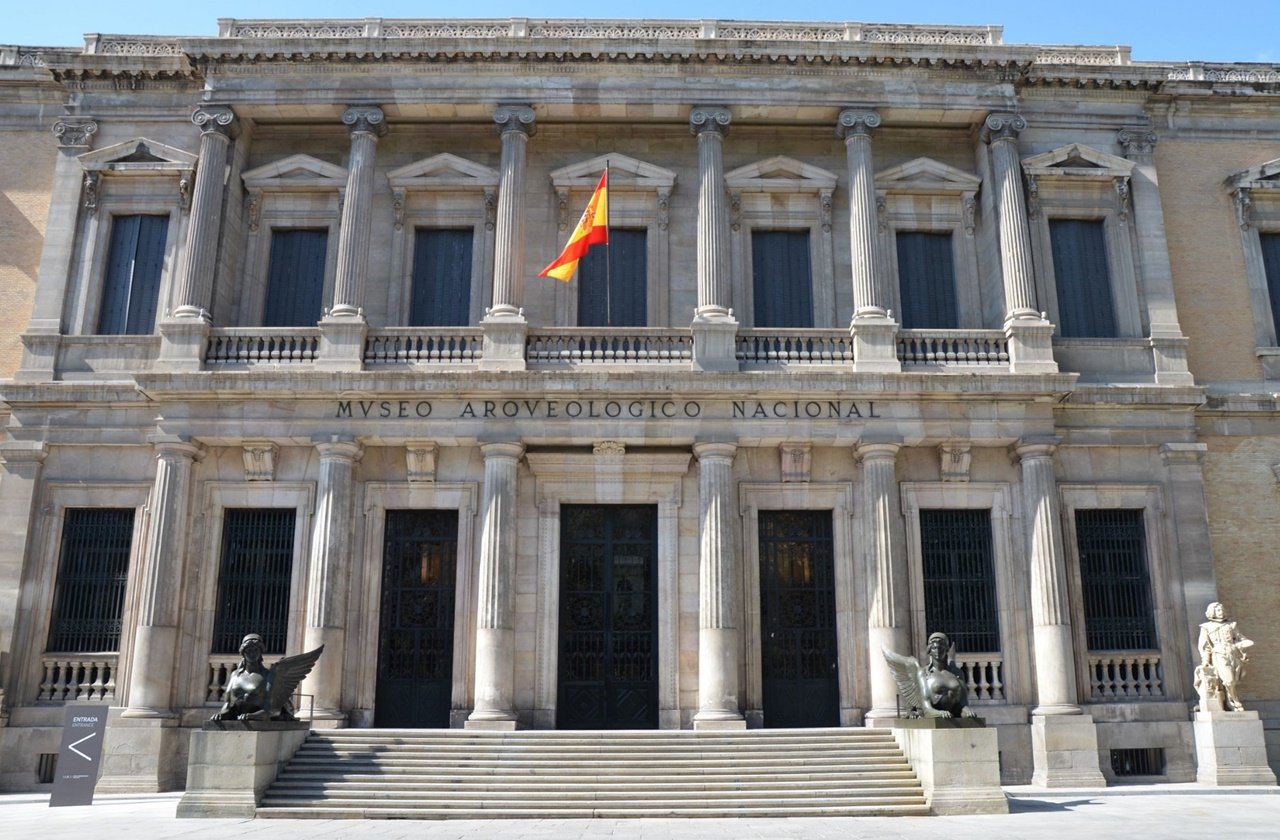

{"left": 300, "top": 438, "right": 362, "bottom": 722}
{"left": 467, "top": 441, "right": 525, "bottom": 728}
{"left": 1118, "top": 127, "right": 1192, "bottom": 385}
{"left": 1016, "top": 439, "right": 1105, "bottom": 787}
{"left": 0, "top": 442, "right": 47, "bottom": 689}
{"left": 859, "top": 441, "right": 911, "bottom": 722}
{"left": 689, "top": 107, "right": 739, "bottom": 372}
{"left": 983, "top": 113, "right": 1056, "bottom": 373}
{"left": 480, "top": 106, "right": 535, "bottom": 370}
{"left": 17, "top": 119, "right": 97, "bottom": 380}
{"left": 692, "top": 442, "right": 745, "bottom": 728}
{"left": 123, "top": 439, "right": 203, "bottom": 717}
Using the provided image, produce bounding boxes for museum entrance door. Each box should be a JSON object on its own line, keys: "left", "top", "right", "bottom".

{"left": 758, "top": 510, "right": 840, "bottom": 727}
{"left": 557, "top": 505, "right": 659, "bottom": 729}
{"left": 375, "top": 509, "right": 457, "bottom": 727}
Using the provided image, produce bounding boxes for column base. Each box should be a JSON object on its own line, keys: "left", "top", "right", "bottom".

{"left": 97, "top": 716, "right": 185, "bottom": 793}
{"left": 157, "top": 317, "right": 211, "bottom": 372}
{"left": 1030, "top": 713, "right": 1107, "bottom": 788}
{"left": 692, "top": 712, "right": 747, "bottom": 731}
{"left": 1005, "top": 317, "right": 1058, "bottom": 374}
{"left": 1193, "top": 711, "right": 1278, "bottom": 786}
{"left": 691, "top": 314, "right": 739, "bottom": 372}
{"left": 850, "top": 315, "right": 901, "bottom": 372}
{"left": 893, "top": 719, "right": 1008, "bottom": 815}
{"left": 317, "top": 313, "right": 367, "bottom": 372}
{"left": 479, "top": 310, "right": 528, "bottom": 371}
{"left": 1150, "top": 333, "right": 1194, "bottom": 385}
{"left": 464, "top": 715, "right": 521, "bottom": 731}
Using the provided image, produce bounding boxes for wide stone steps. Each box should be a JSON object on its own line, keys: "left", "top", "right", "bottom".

{"left": 257, "top": 728, "right": 929, "bottom": 819}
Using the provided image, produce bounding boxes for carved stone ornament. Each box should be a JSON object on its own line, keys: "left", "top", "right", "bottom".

{"left": 819, "top": 189, "right": 834, "bottom": 233}
{"left": 191, "top": 105, "right": 237, "bottom": 137}
{"left": 53, "top": 118, "right": 98, "bottom": 150}
{"left": 556, "top": 188, "right": 570, "bottom": 231}
{"left": 835, "top": 108, "right": 880, "bottom": 139}
{"left": 493, "top": 105, "right": 536, "bottom": 137}
{"left": 1271, "top": 462, "right": 1280, "bottom": 484}
{"left": 342, "top": 105, "right": 387, "bottom": 136}
{"left": 484, "top": 190, "right": 497, "bottom": 231}
{"left": 657, "top": 190, "right": 670, "bottom": 231}
{"left": 1025, "top": 175, "right": 1040, "bottom": 220}
{"left": 391, "top": 188, "right": 406, "bottom": 231}
{"left": 1195, "top": 601, "right": 1255, "bottom": 712}
{"left": 178, "top": 171, "right": 193, "bottom": 214}
{"left": 210, "top": 633, "right": 323, "bottom": 724}
{"left": 593, "top": 440, "right": 626, "bottom": 458}
{"left": 1235, "top": 188, "right": 1253, "bottom": 231}
{"left": 246, "top": 191, "right": 261, "bottom": 233}
{"left": 939, "top": 443, "right": 972, "bottom": 483}
{"left": 406, "top": 441, "right": 438, "bottom": 483}
{"left": 729, "top": 192, "right": 742, "bottom": 231}
{"left": 962, "top": 194, "right": 977, "bottom": 236}
{"left": 883, "top": 632, "right": 978, "bottom": 719}
{"left": 875, "top": 195, "right": 887, "bottom": 234}
{"left": 779, "top": 443, "right": 811, "bottom": 483}
{"left": 981, "top": 112, "right": 1026, "bottom": 144}
{"left": 82, "top": 172, "right": 99, "bottom": 213}
{"left": 1116, "top": 127, "right": 1157, "bottom": 160}
{"left": 1114, "top": 177, "right": 1131, "bottom": 220}
{"left": 242, "top": 442, "right": 278, "bottom": 482}
{"left": 689, "top": 106, "right": 732, "bottom": 136}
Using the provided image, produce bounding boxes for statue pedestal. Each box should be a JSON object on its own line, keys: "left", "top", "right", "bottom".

{"left": 1193, "top": 711, "right": 1278, "bottom": 786}
{"left": 176, "top": 722, "right": 310, "bottom": 818}
{"left": 891, "top": 719, "right": 1008, "bottom": 814}
{"left": 1031, "top": 713, "right": 1106, "bottom": 788}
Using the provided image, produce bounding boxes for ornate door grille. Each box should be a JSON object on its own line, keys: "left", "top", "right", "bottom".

{"left": 46, "top": 508, "right": 135, "bottom": 653}
{"left": 212, "top": 508, "right": 296, "bottom": 655}
{"left": 919, "top": 508, "right": 1001, "bottom": 653}
{"left": 376, "top": 509, "right": 457, "bottom": 728}
{"left": 558, "top": 505, "right": 658, "bottom": 729}
{"left": 758, "top": 510, "right": 839, "bottom": 728}
{"left": 1076, "top": 508, "right": 1157, "bottom": 651}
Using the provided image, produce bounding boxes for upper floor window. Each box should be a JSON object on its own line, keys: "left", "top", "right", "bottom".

{"left": 46, "top": 508, "right": 135, "bottom": 653}
{"left": 896, "top": 232, "right": 959, "bottom": 329}
{"left": 97, "top": 214, "right": 169, "bottom": 335}
{"left": 752, "top": 230, "right": 813, "bottom": 328}
{"left": 410, "top": 228, "right": 474, "bottom": 326}
{"left": 263, "top": 229, "right": 328, "bottom": 327}
{"left": 578, "top": 228, "right": 647, "bottom": 327}
{"left": 1229, "top": 158, "right": 1280, "bottom": 377}
{"left": 1049, "top": 219, "right": 1117, "bottom": 338}
{"left": 1263, "top": 233, "right": 1280, "bottom": 335}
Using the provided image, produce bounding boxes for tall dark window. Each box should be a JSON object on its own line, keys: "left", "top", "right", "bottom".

{"left": 263, "top": 229, "right": 327, "bottom": 327}
{"left": 410, "top": 228, "right": 473, "bottom": 326}
{"left": 897, "top": 232, "right": 958, "bottom": 329}
{"left": 98, "top": 214, "right": 168, "bottom": 335}
{"left": 1076, "top": 509, "right": 1157, "bottom": 651}
{"left": 211, "top": 509, "right": 297, "bottom": 655}
{"left": 752, "top": 230, "right": 813, "bottom": 328}
{"left": 578, "top": 228, "right": 647, "bottom": 326}
{"left": 1050, "top": 219, "right": 1117, "bottom": 338}
{"left": 919, "top": 509, "right": 1000, "bottom": 653}
{"left": 46, "top": 509, "right": 135, "bottom": 652}
{"left": 1261, "top": 233, "right": 1280, "bottom": 340}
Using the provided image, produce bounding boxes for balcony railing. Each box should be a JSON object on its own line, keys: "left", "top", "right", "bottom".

{"left": 897, "top": 329, "right": 1010, "bottom": 367}
{"left": 527, "top": 328, "right": 693, "bottom": 366}
{"left": 1088, "top": 651, "right": 1165, "bottom": 700}
{"left": 205, "top": 328, "right": 320, "bottom": 365}
{"left": 955, "top": 654, "right": 1005, "bottom": 703}
{"left": 737, "top": 329, "right": 855, "bottom": 367}
{"left": 365, "top": 328, "right": 484, "bottom": 365}
{"left": 37, "top": 654, "right": 117, "bottom": 703}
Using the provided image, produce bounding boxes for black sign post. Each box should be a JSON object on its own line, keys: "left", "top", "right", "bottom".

{"left": 49, "top": 704, "right": 108, "bottom": 807}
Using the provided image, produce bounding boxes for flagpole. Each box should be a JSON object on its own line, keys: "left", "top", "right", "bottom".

{"left": 604, "top": 161, "right": 612, "bottom": 327}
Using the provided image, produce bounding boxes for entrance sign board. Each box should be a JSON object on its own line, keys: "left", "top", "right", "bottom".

{"left": 49, "top": 704, "right": 108, "bottom": 807}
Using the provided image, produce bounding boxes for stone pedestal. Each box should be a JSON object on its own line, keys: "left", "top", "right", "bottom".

{"left": 850, "top": 315, "right": 900, "bottom": 373}
{"left": 479, "top": 311, "right": 529, "bottom": 371}
{"left": 176, "top": 723, "right": 310, "bottom": 818}
{"left": 691, "top": 316, "right": 739, "bottom": 372}
{"left": 1193, "top": 711, "right": 1278, "bottom": 786}
{"left": 316, "top": 314, "right": 367, "bottom": 372}
{"left": 156, "top": 317, "right": 211, "bottom": 372}
{"left": 1030, "top": 714, "right": 1107, "bottom": 788}
{"left": 97, "top": 717, "right": 185, "bottom": 793}
{"left": 1006, "top": 318, "right": 1058, "bottom": 374}
{"left": 892, "top": 719, "right": 1008, "bottom": 815}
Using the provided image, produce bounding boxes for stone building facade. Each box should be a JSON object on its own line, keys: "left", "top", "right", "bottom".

{"left": 0, "top": 18, "right": 1276, "bottom": 792}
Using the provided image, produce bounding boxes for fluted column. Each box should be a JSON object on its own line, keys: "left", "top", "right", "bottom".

{"left": 299, "top": 438, "right": 362, "bottom": 721}
{"left": 488, "top": 106, "right": 536, "bottom": 318}
{"left": 1015, "top": 440, "right": 1080, "bottom": 714}
{"left": 171, "top": 106, "right": 238, "bottom": 320}
{"left": 690, "top": 107, "right": 733, "bottom": 319}
{"left": 837, "top": 109, "right": 885, "bottom": 317}
{"left": 983, "top": 113, "right": 1039, "bottom": 321}
{"left": 692, "top": 442, "right": 745, "bottom": 728}
{"left": 467, "top": 441, "right": 525, "bottom": 728}
{"left": 123, "top": 440, "right": 202, "bottom": 717}
{"left": 860, "top": 441, "right": 911, "bottom": 722}
{"left": 329, "top": 105, "right": 385, "bottom": 318}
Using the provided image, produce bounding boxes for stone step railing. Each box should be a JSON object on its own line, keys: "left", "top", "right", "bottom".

{"left": 737, "top": 329, "right": 855, "bottom": 367}
{"left": 205, "top": 329, "right": 320, "bottom": 365}
{"left": 955, "top": 654, "right": 1005, "bottom": 703}
{"left": 1088, "top": 651, "right": 1164, "bottom": 700}
{"left": 897, "top": 329, "right": 1010, "bottom": 367}
{"left": 527, "top": 328, "right": 692, "bottom": 366}
{"left": 37, "top": 655, "right": 117, "bottom": 703}
{"left": 365, "top": 328, "right": 484, "bottom": 365}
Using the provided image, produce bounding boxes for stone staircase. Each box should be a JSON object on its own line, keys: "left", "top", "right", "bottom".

{"left": 255, "top": 727, "right": 930, "bottom": 818}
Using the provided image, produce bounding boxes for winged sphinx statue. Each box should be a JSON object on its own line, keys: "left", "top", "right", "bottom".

{"left": 882, "top": 632, "right": 978, "bottom": 719}
{"left": 210, "top": 633, "right": 324, "bottom": 722}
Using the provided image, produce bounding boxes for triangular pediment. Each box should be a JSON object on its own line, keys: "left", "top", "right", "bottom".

{"left": 550, "top": 153, "right": 676, "bottom": 190}
{"left": 242, "top": 154, "right": 348, "bottom": 191}
{"left": 79, "top": 137, "right": 197, "bottom": 174}
{"left": 724, "top": 156, "right": 837, "bottom": 192}
{"left": 1229, "top": 158, "right": 1280, "bottom": 190}
{"left": 875, "top": 157, "right": 981, "bottom": 194}
{"left": 1022, "top": 144, "right": 1133, "bottom": 178}
{"left": 388, "top": 153, "right": 499, "bottom": 190}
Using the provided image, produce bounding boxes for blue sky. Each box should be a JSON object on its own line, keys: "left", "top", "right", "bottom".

{"left": 5, "top": 1, "right": 1276, "bottom": 64}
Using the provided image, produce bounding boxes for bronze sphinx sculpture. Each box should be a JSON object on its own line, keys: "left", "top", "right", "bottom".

{"left": 882, "top": 632, "right": 978, "bottom": 719}
{"left": 210, "top": 633, "right": 324, "bottom": 722}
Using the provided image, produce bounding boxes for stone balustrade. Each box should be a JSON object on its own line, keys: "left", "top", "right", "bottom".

{"left": 736, "top": 329, "right": 855, "bottom": 367}
{"left": 897, "top": 329, "right": 1010, "bottom": 367}
{"left": 526, "top": 328, "right": 693, "bottom": 366}
{"left": 205, "top": 655, "right": 241, "bottom": 703}
{"left": 205, "top": 329, "right": 321, "bottom": 365}
{"left": 37, "top": 655, "right": 117, "bottom": 702}
{"left": 365, "top": 328, "right": 484, "bottom": 365}
{"left": 1088, "top": 652, "right": 1165, "bottom": 700}
{"left": 955, "top": 654, "right": 1005, "bottom": 703}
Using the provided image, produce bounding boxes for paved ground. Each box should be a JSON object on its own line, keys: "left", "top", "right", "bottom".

{"left": 4, "top": 786, "right": 1280, "bottom": 840}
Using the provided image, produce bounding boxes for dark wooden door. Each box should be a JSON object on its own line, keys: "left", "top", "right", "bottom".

{"left": 578, "top": 228, "right": 647, "bottom": 326}
{"left": 558, "top": 505, "right": 658, "bottom": 729}
{"left": 410, "top": 228, "right": 473, "bottom": 326}
{"left": 98, "top": 214, "right": 169, "bottom": 335}
{"left": 375, "top": 510, "right": 458, "bottom": 728}
{"left": 752, "top": 230, "right": 813, "bottom": 328}
{"left": 264, "top": 229, "right": 327, "bottom": 327}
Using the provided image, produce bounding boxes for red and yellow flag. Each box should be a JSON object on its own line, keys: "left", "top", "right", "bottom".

{"left": 539, "top": 170, "right": 608, "bottom": 282}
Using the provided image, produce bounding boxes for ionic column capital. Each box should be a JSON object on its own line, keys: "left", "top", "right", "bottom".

{"left": 493, "top": 105, "right": 536, "bottom": 138}
{"left": 342, "top": 104, "right": 387, "bottom": 137}
{"left": 191, "top": 105, "right": 238, "bottom": 139}
{"left": 693, "top": 441, "right": 737, "bottom": 463}
{"left": 313, "top": 437, "right": 364, "bottom": 463}
{"left": 689, "top": 106, "right": 732, "bottom": 137}
{"left": 981, "top": 112, "right": 1026, "bottom": 145}
{"left": 1117, "top": 126, "right": 1158, "bottom": 161}
{"left": 52, "top": 118, "right": 98, "bottom": 150}
{"left": 1014, "top": 437, "right": 1061, "bottom": 462}
{"left": 835, "top": 108, "right": 880, "bottom": 140}
{"left": 481, "top": 440, "right": 527, "bottom": 462}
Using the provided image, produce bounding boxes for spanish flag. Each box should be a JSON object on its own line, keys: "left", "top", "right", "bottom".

{"left": 539, "top": 170, "right": 608, "bottom": 282}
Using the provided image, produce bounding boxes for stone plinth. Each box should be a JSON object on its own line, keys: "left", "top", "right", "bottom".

{"left": 479, "top": 311, "right": 528, "bottom": 371}
{"left": 316, "top": 314, "right": 367, "bottom": 372}
{"left": 176, "top": 722, "right": 310, "bottom": 818}
{"left": 1031, "top": 713, "right": 1106, "bottom": 788}
{"left": 892, "top": 719, "right": 1008, "bottom": 815}
{"left": 850, "top": 315, "right": 900, "bottom": 372}
{"left": 691, "top": 316, "right": 739, "bottom": 372}
{"left": 97, "top": 716, "right": 185, "bottom": 793}
{"left": 1193, "top": 711, "right": 1278, "bottom": 786}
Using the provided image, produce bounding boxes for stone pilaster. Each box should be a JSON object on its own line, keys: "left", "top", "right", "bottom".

{"left": 983, "top": 113, "right": 1057, "bottom": 374}
{"left": 480, "top": 106, "right": 535, "bottom": 370}
{"left": 16, "top": 119, "right": 97, "bottom": 381}
{"left": 689, "top": 107, "right": 739, "bottom": 372}
{"left": 300, "top": 438, "right": 362, "bottom": 722}
{"left": 0, "top": 442, "right": 47, "bottom": 685}
{"left": 1159, "top": 442, "right": 1217, "bottom": 681}
{"left": 123, "top": 439, "right": 203, "bottom": 717}
{"left": 467, "top": 441, "right": 525, "bottom": 728}
{"left": 692, "top": 442, "right": 744, "bottom": 728}
{"left": 859, "top": 441, "right": 910, "bottom": 722}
